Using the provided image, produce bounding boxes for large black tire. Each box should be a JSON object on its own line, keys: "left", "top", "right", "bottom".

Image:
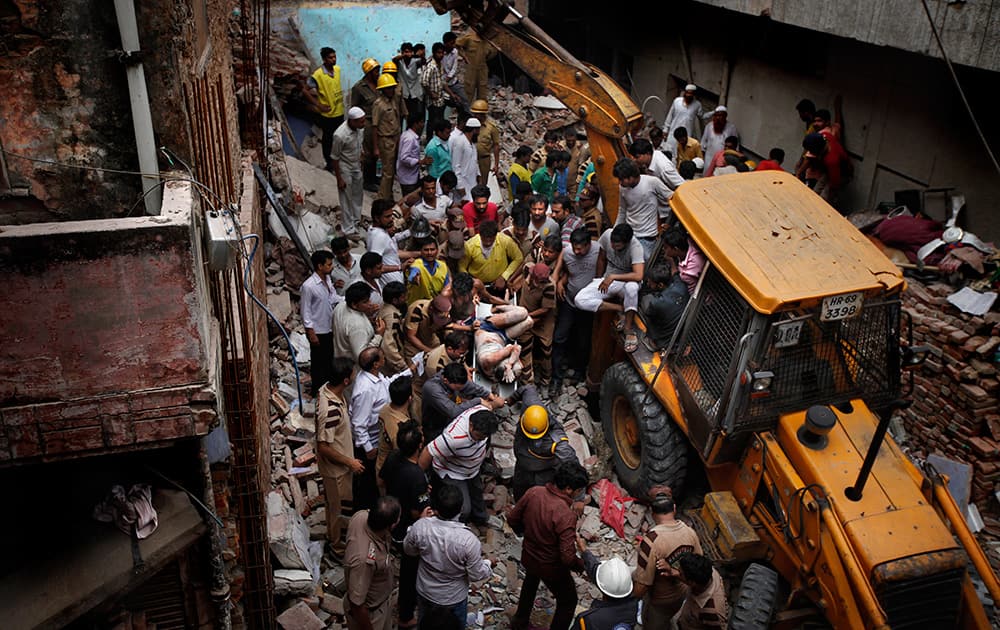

{"left": 600, "top": 361, "right": 687, "bottom": 498}
{"left": 728, "top": 563, "right": 780, "bottom": 630}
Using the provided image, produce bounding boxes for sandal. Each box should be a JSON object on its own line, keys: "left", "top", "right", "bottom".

{"left": 623, "top": 331, "right": 639, "bottom": 353}
{"left": 614, "top": 314, "right": 626, "bottom": 332}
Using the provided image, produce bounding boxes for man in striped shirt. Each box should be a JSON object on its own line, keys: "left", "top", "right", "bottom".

{"left": 420, "top": 406, "right": 501, "bottom": 525}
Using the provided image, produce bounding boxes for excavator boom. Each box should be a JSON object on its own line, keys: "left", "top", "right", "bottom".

{"left": 430, "top": 0, "right": 643, "bottom": 221}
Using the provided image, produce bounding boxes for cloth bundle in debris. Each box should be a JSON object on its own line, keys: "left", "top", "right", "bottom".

{"left": 93, "top": 483, "right": 159, "bottom": 539}
{"left": 593, "top": 478, "right": 633, "bottom": 539}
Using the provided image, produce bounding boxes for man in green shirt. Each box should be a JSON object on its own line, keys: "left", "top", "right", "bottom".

{"left": 531, "top": 153, "right": 562, "bottom": 203}
{"left": 426, "top": 118, "right": 453, "bottom": 180}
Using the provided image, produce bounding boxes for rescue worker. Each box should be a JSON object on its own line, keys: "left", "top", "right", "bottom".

{"left": 304, "top": 47, "right": 345, "bottom": 170}
{"left": 570, "top": 549, "right": 639, "bottom": 630}
{"left": 343, "top": 496, "right": 401, "bottom": 630}
{"left": 471, "top": 99, "right": 502, "bottom": 185}
{"left": 372, "top": 72, "right": 404, "bottom": 201}
{"left": 351, "top": 57, "right": 381, "bottom": 192}
{"left": 512, "top": 385, "right": 578, "bottom": 500}
{"left": 457, "top": 31, "right": 495, "bottom": 102}
{"left": 380, "top": 60, "right": 408, "bottom": 117}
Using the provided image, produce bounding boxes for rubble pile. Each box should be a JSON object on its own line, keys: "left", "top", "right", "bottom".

{"left": 901, "top": 279, "right": 1000, "bottom": 520}
{"left": 486, "top": 86, "right": 582, "bottom": 181}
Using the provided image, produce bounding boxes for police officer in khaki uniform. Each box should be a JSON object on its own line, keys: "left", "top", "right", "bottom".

{"left": 343, "top": 496, "right": 400, "bottom": 630}
{"left": 380, "top": 60, "right": 409, "bottom": 122}
{"left": 457, "top": 31, "right": 496, "bottom": 102}
{"left": 512, "top": 385, "right": 578, "bottom": 500}
{"left": 372, "top": 73, "right": 405, "bottom": 200}
{"left": 352, "top": 58, "right": 381, "bottom": 192}
{"left": 471, "top": 99, "right": 502, "bottom": 186}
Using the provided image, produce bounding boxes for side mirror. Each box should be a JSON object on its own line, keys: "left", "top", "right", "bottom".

{"left": 901, "top": 345, "right": 931, "bottom": 370}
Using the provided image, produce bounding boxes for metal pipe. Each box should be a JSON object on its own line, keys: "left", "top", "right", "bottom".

{"left": 199, "top": 441, "right": 233, "bottom": 630}
{"left": 113, "top": 0, "right": 161, "bottom": 215}
{"left": 932, "top": 481, "right": 1000, "bottom": 607}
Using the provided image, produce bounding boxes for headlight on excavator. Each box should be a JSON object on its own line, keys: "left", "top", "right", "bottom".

{"left": 749, "top": 371, "right": 774, "bottom": 399}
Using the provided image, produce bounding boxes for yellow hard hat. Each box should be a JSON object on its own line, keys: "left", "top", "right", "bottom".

{"left": 376, "top": 73, "right": 398, "bottom": 90}
{"left": 382, "top": 60, "right": 397, "bottom": 74}
{"left": 361, "top": 58, "right": 379, "bottom": 74}
{"left": 470, "top": 99, "right": 489, "bottom": 114}
{"left": 520, "top": 405, "right": 549, "bottom": 440}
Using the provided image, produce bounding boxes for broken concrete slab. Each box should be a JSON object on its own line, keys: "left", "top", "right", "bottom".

{"left": 276, "top": 600, "right": 325, "bottom": 630}
{"left": 274, "top": 569, "right": 316, "bottom": 597}
{"left": 267, "top": 290, "right": 293, "bottom": 325}
{"left": 267, "top": 490, "right": 315, "bottom": 571}
{"left": 285, "top": 155, "right": 341, "bottom": 211}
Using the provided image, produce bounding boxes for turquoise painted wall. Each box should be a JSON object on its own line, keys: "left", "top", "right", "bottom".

{"left": 297, "top": 3, "right": 452, "bottom": 98}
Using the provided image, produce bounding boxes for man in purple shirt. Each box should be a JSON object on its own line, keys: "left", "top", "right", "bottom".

{"left": 397, "top": 116, "right": 431, "bottom": 196}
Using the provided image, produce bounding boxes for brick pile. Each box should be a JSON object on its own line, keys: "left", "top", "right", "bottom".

{"left": 901, "top": 279, "right": 1000, "bottom": 522}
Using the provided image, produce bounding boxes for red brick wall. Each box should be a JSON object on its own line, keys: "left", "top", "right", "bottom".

{"left": 902, "top": 280, "right": 1000, "bottom": 514}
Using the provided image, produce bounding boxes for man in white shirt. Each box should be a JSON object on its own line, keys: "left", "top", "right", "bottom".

{"left": 552, "top": 227, "right": 600, "bottom": 381}
{"left": 329, "top": 236, "right": 361, "bottom": 296}
{"left": 404, "top": 175, "right": 453, "bottom": 232}
{"left": 366, "top": 199, "right": 418, "bottom": 285}
{"left": 612, "top": 157, "right": 673, "bottom": 258}
{"left": 449, "top": 117, "right": 481, "bottom": 203}
{"left": 301, "top": 250, "right": 343, "bottom": 395}
{"left": 420, "top": 406, "right": 501, "bottom": 525}
{"left": 403, "top": 483, "right": 493, "bottom": 625}
{"left": 332, "top": 282, "right": 386, "bottom": 363}
{"left": 700, "top": 105, "right": 739, "bottom": 175}
{"left": 351, "top": 346, "right": 413, "bottom": 510}
{"left": 631, "top": 138, "right": 685, "bottom": 192}
{"left": 662, "top": 83, "right": 703, "bottom": 148}
{"left": 441, "top": 31, "right": 469, "bottom": 115}
{"left": 330, "top": 107, "right": 366, "bottom": 238}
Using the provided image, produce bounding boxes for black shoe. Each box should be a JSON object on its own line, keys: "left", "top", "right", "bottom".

{"left": 363, "top": 182, "right": 379, "bottom": 193}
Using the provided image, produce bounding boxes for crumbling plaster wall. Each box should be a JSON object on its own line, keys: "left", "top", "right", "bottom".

{"left": 0, "top": 0, "right": 243, "bottom": 222}
{"left": 626, "top": 3, "right": 1000, "bottom": 241}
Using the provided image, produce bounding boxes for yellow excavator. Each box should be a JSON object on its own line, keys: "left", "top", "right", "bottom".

{"left": 430, "top": 1, "right": 1000, "bottom": 627}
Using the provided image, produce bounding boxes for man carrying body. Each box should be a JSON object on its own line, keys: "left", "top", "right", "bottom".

{"left": 517, "top": 263, "right": 557, "bottom": 388}
{"left": 612, "top": 158, "right": 672, "bottom": 258}
{"left": 301, "top": 250, "right": 343, "bottom": 395}
{"left": 343, "top": 496, "right": 401, "bottom": 630}
{"left": 317, "top": 357, "right": 364, "bottom": 556}
{"left": 459, "top": 220, "right": 523, "bottom": 294}
{"left": 632, "top": 492, "right": 703, "bottom": 627}
{"left": 402, "top": 294, "right": 453, "bottom": 363}
{"left": 328, "top": 107, "right": 367, "bottom": 238}
{"left": 372, "top": 73, "right": 406, "bottom": 200}
{"left": 351, "top": 58, "right": 382, "bottom": 192}
{"left": 421, "top": 361, "right": 500, "bottom": 442}
{"left": 475, "top": 304, "right": 534, "bottom": 383}
{"left": 574, "top": 224, "right": 645, "bottom": 354}
{"left": 410, "top": 331, "right": 469, "bottom": 419}
{"left": 304, "top": 47, "right": 345, "bottom": 171}
{"left": 449, "top": 117, "right": 481, "bottom": 203}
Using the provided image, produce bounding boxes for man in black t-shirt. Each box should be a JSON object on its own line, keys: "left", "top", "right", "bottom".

{"left": 380, "top": 421, "right": 431, "bottom": 627}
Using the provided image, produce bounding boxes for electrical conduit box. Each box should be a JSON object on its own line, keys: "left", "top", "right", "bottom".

{"left": 204, "top": 208, "right": 239, "bottom": 271}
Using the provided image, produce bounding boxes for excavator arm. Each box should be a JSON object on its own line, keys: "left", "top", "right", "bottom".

{"left": 430, "top": 0, "right": 643, "bottom": 222}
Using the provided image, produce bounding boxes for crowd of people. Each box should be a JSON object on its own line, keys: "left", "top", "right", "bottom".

{"left": 293, "top": 29, "right": 854, "bottom": 630}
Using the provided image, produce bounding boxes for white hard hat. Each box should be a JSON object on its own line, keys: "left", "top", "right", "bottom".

{"left": 595, "top": 557, "right": 633, "bottom": 599}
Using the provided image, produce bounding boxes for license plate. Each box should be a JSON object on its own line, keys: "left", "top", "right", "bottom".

{"left": 773, "top": 320, "right": 804, "bottom": 348}
{"left": 821, "top": 292, "right": 863, "bottom": 321}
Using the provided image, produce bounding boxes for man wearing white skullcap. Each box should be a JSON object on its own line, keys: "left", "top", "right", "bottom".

{"left": 330, "top": 107, "right": 368, "bottom": 237}
{"left": 449, "top": 117, "right": 481, "bottom": 203}
{"left": 662, "top": 83, "right": 703, "bottom": 152}
{"left": 700, "top": 104, "right": 738, "bottom": 176}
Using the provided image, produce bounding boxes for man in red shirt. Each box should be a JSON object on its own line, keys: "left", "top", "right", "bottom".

{"left": 754, "top": 148, "right": 785, "bottom": 172}
{"left": 462, "top": 184, "right": 498, "bottom": 234}
{"left": 801, "top": 132, "right": 850, "bottom": 210}
{"left": 508, "top": 461, "right": 590, "bottom": 630}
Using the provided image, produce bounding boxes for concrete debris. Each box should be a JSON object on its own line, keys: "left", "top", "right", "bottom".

{"left": 267, "top": 490, "right": 316, "bottom": 572}
{"left": 289, "top": 332, "right": 312, "bottom": 364}
{"left": 276, "top": 600, "right": 326, "bottom": 630}
{"left": 531, "top": 95, "right": 567, "bottom": 110}
{"left": 266, "top": 290, "right": 293, "bottom": 326}
{"left": 274, "top": 569, "right": 316, "bottom": 597}
{"left": 284, "top": 155, "right": 341, "bottom": 213}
